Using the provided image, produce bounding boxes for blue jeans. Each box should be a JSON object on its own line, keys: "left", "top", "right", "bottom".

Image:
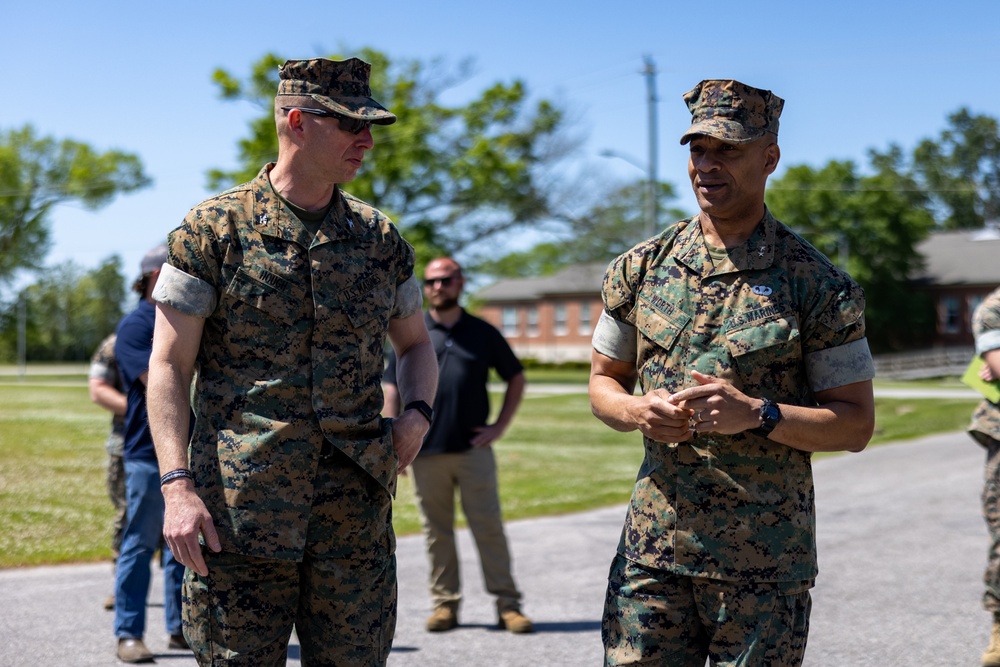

{"left": 114, "top": 458, "right": 184, "bottom": 638}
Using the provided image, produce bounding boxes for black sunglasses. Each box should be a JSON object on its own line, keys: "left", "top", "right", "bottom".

{"left": 280, "top": 106, "right": 373, "bottom": 135}
{"left": 423, "top": 276, "right": 456, "bottom": 288}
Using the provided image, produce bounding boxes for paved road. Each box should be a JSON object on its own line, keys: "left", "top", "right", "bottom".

{"left": 0, "top": 431, "right": 989, "bottom": 666}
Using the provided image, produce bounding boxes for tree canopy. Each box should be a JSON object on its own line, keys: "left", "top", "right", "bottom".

{"left": 208, "top": 49, "right": 580, "bottom": 272}
{"left": 0, "top": 126, "right": 151, "bottom": 285}
{"left": 0, "top": 255, "right": 127, "bottom": 363}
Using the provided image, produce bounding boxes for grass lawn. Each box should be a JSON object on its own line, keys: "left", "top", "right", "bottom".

{"left": 0, "top": 369, "right": 983, "bottom": 568}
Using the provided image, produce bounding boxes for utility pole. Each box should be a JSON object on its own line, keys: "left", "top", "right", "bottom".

{"left": 17, "top": 291, "right": 26, "bottom": 381}
{"left": 642, "top": 55, "right": 659, "bottom": 238}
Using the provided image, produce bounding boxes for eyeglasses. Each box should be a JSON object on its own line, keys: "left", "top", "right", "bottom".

{"left": 280, "top": 106, "right": 373, "bottom": 135}
{"left": 423, "top": 276, "right": 456, "bottom": 288}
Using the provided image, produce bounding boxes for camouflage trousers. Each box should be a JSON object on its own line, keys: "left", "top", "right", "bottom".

{"left": 182, "top": 449, "right": 397, "bottom": 666}
{"left": 107, "top": 452, "right": 126, "bottom": 558}
{"left": 983, "top": 437, "right": 1000, "bottom": 613}
{"left": 602, "top": 554, "right": 812, "bottom": 666}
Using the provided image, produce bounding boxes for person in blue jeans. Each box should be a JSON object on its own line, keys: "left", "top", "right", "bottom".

{"left": 113, "top": 245, "right": 188, "bottom": 663}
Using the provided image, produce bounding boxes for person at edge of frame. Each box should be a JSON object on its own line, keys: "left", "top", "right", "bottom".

{"left": 967, "top": 287, "right": 1000, "bottom": 667}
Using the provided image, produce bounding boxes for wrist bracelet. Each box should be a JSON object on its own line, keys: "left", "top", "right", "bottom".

{"left": 160, "top": 468, "right": 194, "bottom": 487}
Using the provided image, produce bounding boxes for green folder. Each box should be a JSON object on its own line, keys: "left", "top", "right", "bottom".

{"left": 962, "top": 357, "right": 1000, "bottom": 404}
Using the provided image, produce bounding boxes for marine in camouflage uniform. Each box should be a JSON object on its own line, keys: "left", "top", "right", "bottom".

{"left": 147, "top": 58, "right": 437, "bottom": 666}
{"left": 89, "top": 333, "right": 127, "bottom": 559}
{"left": 589, "top": 80, "right": 876, "bottom": 666}
{"left": 89, "top": 333, "right": 127, "bottom": 610}
{"left": 968, "top": 287, "right": 1000, "bottom": 667}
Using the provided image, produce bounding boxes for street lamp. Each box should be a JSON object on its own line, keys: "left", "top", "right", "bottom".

{"left": 599, "top": 55, "right": 659, "bottom": 240}
{"left": 600, "top": 149, "right": 658, "bottom": 239}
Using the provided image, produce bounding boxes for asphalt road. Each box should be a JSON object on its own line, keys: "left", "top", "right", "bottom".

{"left": 0, "top": 431, "right": 989, "bottom": 666}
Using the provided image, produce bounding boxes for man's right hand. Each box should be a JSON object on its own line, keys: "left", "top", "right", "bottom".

{"left": 391, "top": 410, "right": 430, "bottom": 471}
{"left": 627, "top": 388, "right": 695, "bottom": 443}
{"left": 161, "top": 479, "right": 221, "bottom": 577}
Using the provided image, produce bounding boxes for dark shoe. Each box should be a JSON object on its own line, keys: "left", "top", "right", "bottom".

{"left": 499, "top": 609, "right": 535, "bottom": 634}
{"left": 103, "top": 594, "right": 115, "bottom": 610}
{"left": 425, "top": 606, "right": 458, "bottom": 632}
{"left": 168, "top": 634, "right": 189, "bottom": 650}
{"left": 117, "top": 637, "right": 155, "bottom": 663}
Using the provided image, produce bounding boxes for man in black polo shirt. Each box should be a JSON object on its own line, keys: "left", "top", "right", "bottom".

{"left": 383, "top": 257, "right": 533, "bottom": 634}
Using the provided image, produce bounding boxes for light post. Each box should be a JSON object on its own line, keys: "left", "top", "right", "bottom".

{"left": 599, "top": 55, "right": 659, "bottom": 239}
{"left": 600, "top": 149, "right": 657, "bottom": 239}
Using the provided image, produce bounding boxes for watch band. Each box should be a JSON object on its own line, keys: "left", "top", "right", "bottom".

{"left": 404, "top": 400, "right": 434, "bottom": 425}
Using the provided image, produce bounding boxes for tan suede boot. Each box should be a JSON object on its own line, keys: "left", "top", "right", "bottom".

{"left": 984, "top": 618, "right": 1000, "bottom": 667}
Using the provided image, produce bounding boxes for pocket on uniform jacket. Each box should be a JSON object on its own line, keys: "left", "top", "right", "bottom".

{"left": 634, "top": 290, "right": 691, "bottom": 353}
{"left": 725, "top": 314, "right": 801, "bottom": 383}
{"left": 225, "top": 267, "right": 301, "bottom": 326}
{"left": 341, "top": 279, "right": 394, "bottom": 329}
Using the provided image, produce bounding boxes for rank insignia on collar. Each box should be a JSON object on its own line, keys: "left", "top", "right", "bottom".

{"left": 346, "top": 217, "right": 354, "bottom": 229}
{"left": 758, "top": 244, "right": 767, "bottom": 257}
{"left": 258, "top": 213, "right": 267, "bottom": 227}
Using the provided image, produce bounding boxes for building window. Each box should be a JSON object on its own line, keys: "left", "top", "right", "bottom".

{"left": 940, "top": 296, "right": 960, "bottom": 334}
{"left": 527, "top": 306, "right": 539, "bottom": 337}
{"left": 554, "top": 302, "right": 568, "bottom": 336}
{"left": 578, "top": 301, "right": 592, "bottom": 335}
{"left": 502, "top": 306, "right": 518, "bottom": 337}
{"left": 969, "top": 295, "right": 986, "bottom": 332}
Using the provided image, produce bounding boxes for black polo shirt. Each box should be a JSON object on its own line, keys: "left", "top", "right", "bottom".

{"left": 384, "top": 309, "right": 523, "bottom": 455}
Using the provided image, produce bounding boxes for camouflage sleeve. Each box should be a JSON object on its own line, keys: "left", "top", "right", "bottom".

{"left": 154, "top": 218, "right": 223, "bottom": 318}
{"left": 88, "top": 335, "right": 116, "bottom": 381}
{"left": 152, "top": 264, "right": 217, "bottom": 318}
{"left": 799, "top": 275, "right": 873, "bottom": 391}
{"left": 592, "top": 310, "right": 638, "bottom": 362}
{"left": 804, "top": 338, "right": 875, "bottom": 393}
{"left": 974, "top": 290, "right": 1000, "bottom": 355}
{"left": 391, "top": 274, "right": 422, "bottom": 319}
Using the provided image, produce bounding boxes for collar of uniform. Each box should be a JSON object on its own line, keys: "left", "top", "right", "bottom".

{"left": 425, "top": 308, "right": 464, "bottom": 332}
{"left": 672, "top": 210, "right": 776, "bottom": 276}
{"left": 250, "top": 164, "right": 315, "bottom": 249}
{"left": 252, "top": 165, "right": 365, "bottom": 247}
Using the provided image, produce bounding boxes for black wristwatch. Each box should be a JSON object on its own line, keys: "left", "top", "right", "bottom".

{"left": 752, "top": 399, "right": 782, "bottom": 438}
{"left": 404, "top": 400, "right": 434, "bottom": 425}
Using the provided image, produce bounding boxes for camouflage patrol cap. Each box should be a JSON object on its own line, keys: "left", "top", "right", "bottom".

{"left": 277, "top": 58, "right": 396, "bottom": 125}
{"left": 679, "top": 79, "right": 783, "bottom": 145}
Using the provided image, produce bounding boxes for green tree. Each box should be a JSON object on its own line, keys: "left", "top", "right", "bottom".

{"left": 0, "top": 126, "right": 151, "bottom": 284}
{"left": 207, "top": 49, "right": 578, "bottom": 265}
{"left": 0, "top": 255, "right": 126, "bottom": 362}
{"left": 767, "top": 149, "right": 937, "bottom": 352}
{"left": 912, "top": 108, "right": 1000, "bottom": 229}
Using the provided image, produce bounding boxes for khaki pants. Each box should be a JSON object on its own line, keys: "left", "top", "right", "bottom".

{"left": 411, "top": 447, "right": 521, "bottom": 614}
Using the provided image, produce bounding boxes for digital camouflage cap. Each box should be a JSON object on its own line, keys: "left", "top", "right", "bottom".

{"left": 679, "top": 79, "right": 783, "bottom": 145}
{"left": 277, "top": 57, "right": 396, "bottom": 125}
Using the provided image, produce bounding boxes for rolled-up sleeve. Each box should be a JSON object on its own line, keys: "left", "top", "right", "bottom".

{"left": 152, "top": 264, "right": 217, "bottom": 318}
{"left": 805, "top": 337, "right": 875, "bottom": 393}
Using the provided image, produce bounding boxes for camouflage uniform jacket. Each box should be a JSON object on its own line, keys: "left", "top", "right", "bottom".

{"left": 970, "top": 287, "right": 1000, "bottom": 447}
{"left": 598, "top": 210, "right": 873, "bottom": 583}
{"left": 89, "top": 333, "right": 125, "bottom": 457}
{"left": 153, "top": 164, "right": 418, "bottom": 561}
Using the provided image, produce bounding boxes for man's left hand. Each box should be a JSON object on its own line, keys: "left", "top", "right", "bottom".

{"left": 470, "top": 423, "right": 505, "bottom": 448}
{"left": 668, "top": 370, "right": 759, "bottom": 435}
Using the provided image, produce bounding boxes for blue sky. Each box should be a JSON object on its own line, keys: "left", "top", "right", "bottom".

{"left": 3, "top": 0, "right": 999, "bottom": 285}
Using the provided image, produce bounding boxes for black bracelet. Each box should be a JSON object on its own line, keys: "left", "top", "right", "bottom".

{"left": 160, "top": 468, "right": 194, "bottom": 487}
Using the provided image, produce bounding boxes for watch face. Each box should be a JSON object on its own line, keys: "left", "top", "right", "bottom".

{"left": 762, "top": 403, "right": 781, "bottom": 423}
